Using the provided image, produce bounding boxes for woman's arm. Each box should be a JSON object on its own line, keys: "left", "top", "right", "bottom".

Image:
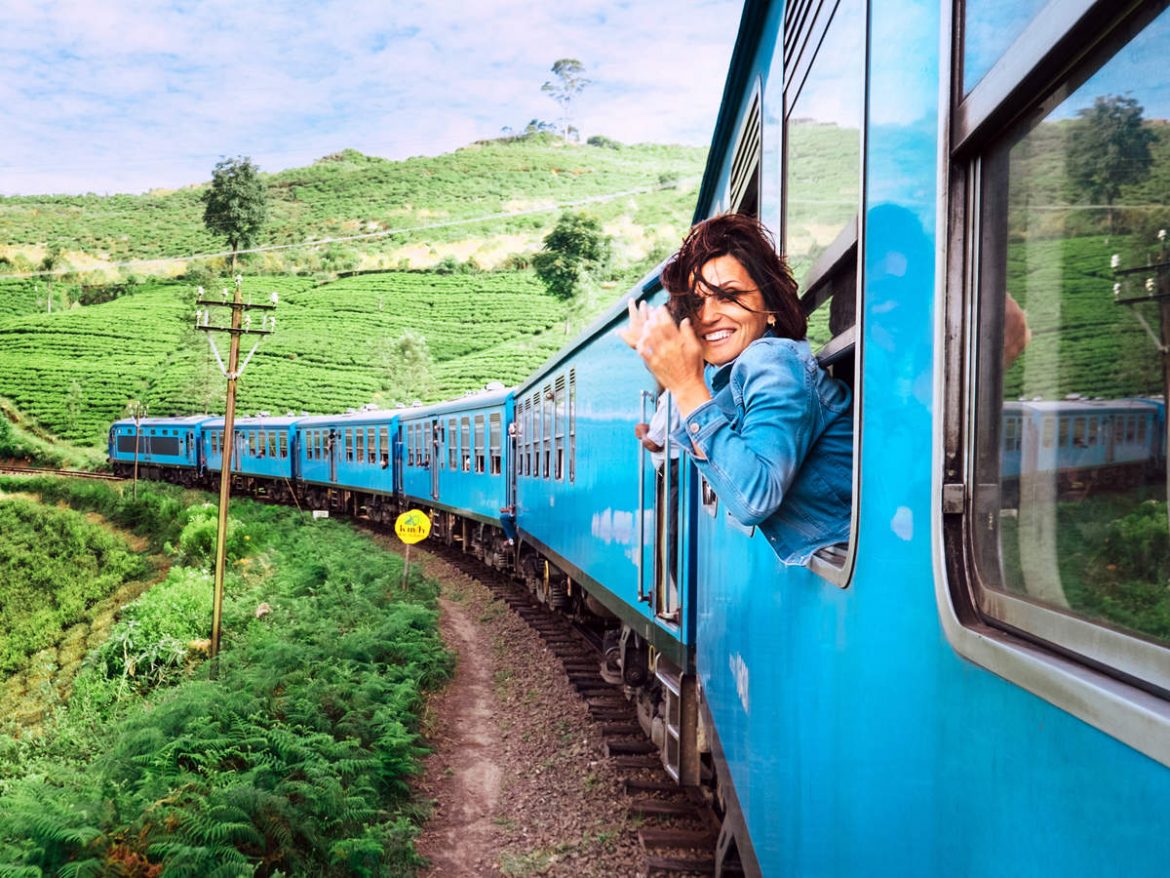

{"left": 672, "top": 342, "right": 818, "bottom": 527}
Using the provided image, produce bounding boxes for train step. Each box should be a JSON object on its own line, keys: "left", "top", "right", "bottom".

{"left": 644, "top": 854, "right": 715, "bottom": 875}
{"left": 639, "top": 827, "right": 719, "bottom": 848}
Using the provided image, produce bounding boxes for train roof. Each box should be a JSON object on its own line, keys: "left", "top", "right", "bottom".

{"left": 1007, "top": 398, "right": 1162, "bottom": 414}
{"left": 296, "top": 409, "right": 399, "bottom": 427}
{"left": 396, "top": 386, "right": 514, "bottom": 420}
{"left": 201, "top": 415, "right": 304, "bottom": 429}
{"left": 111, "top": 415, "right": 217, "bottom": 429}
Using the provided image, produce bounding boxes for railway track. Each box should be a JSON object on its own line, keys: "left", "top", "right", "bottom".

{"left": 423, "top": 540, "right": 738, "bottom": 878}
{"left": 0, "top": 464, "right": 124, "bottom": 481}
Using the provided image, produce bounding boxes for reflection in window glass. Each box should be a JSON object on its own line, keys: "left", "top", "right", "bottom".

{"left": 784, "top": 0, "right": 863, "bottom": 347}
{"left": 975, "top": 9, "right": 1170, "bottom": 648}
{"left": 962, "top": 0, "right": 1048, "bottom": 94}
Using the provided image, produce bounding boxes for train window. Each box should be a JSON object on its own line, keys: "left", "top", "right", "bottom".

{"left": 527, "top": 395, "right": 536, "bottom": 477}
{"left": 248, "top": 432, "right": 257, "bottom": 456}
{"left": 367, "top": 428, "right": 376, "bottom": 464}
{"left": 461, "top": 417, "right": 471, "bottom": 472}
{"left": 422, "top": 421, "right": 430, "bottom": 467}
{"left": 569, "top": 369, "right": 576, "bottom": 483}
{"left": 554, "top": 375, "right": 565, "bottom": 480}
{"left": 357, "top": 429, "right": 365, "bottom": 465}
{"left": 489, "top": 413, "right": 502, "bottom": 476}
{"left": 448, "top": 418, "right": 457, "bottom": 469}
{"left": 474, "top": 415, "right": 485, "bottom": 474}
{"left": 268, "top": 431, "right": 278, "bottom": 458}
{"left": 543, "top": 384, "right": 553, "bottom": 478}
{"left": 211, "top": 431, "right": 218, "bottom": 455}
{"left": 951, "top": 3, "right": 1170, "bottom": 713}
{"left": 784, "top": 0, "right": 864, "bottom": 354}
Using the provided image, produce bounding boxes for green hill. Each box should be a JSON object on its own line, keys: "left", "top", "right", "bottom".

{"left": 0, "top": 138, "right": 705, "bottom": 278}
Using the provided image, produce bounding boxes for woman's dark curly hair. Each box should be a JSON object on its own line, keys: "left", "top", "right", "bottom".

{"left": 660, "top": 213, "right": 806, "bottom": 340}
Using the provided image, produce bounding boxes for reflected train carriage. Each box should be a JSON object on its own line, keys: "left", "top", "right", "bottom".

{"left": 295, "top": 409, "right": 398, "bottom": 523}
{"left": 201, "top": 415, "right": 301, "bottom": 503}
{"left": 1000, "top": 398, "right": 1164, "bottom": 496}
{"left": 397, "top": 387, "right": 514, "bottom": 561}
{"left": 108, "top": 415, "right": 213, "bottom": 485}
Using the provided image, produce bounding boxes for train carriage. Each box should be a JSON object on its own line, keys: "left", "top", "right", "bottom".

{"left": 295, "top": 409, "right": 398, "bottom": 521}
{"left": 201, "top": 415, "right": 301, "bottom": 502}
{"left": 108, "top": 415, "right": 213, "bottom": 484}
{"left": 397, "top": 387, "right": 513, "bottom": 555}
{"left": 511, "top": 273, "right": 706, "bottom": 779}
{"left": 676, "top": 1, "right": 1170, "bottom": 875}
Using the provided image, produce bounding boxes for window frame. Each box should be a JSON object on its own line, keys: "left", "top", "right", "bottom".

{"left": 940, "top": 0, "right": 1170, "bottom": 767}
{"left": 780, "top": 0, "right": 867, "bottom": 587}
{"left": 490, "top": 412, "right": 502, "bottom": 476}
{"left": 474, "top": 414, "right": 486, "bottom": 474}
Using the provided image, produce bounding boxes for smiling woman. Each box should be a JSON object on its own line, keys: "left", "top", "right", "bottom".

{"left": 619, "top": 212, "right": 852, "bottom": 564}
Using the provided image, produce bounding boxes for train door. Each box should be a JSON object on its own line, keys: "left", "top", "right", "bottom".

{"left": 328, "top": 429, "right": 337, "bottom": 483}
{"left": 393, "top": 426, "right": 404, "bottom": 496}
{"left": 430, "top": 418, "right": 440, "bottom": 500}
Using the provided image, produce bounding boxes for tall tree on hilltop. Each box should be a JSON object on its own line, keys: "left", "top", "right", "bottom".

{"left": 1067, "top": 94, "right": 1156, "bottom": 232}
{"left": 201, "top": 157, "right": 269, "bottom": 271}
{"left": 533, "top": 211, "right": 611, "bottom": 300}
{"left": 542, "top": 59, "right": 590, "bottom": 143}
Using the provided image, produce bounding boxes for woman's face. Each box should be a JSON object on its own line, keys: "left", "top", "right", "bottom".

{"left": 693, "top": 254, "right": 771, "bottom": 366}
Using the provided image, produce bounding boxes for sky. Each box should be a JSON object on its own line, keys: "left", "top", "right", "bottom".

{"left": 0, "top": 0, "right": 744, "bottom": 196}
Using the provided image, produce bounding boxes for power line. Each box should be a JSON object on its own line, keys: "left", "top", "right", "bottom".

{"left": 3, "top": 179, "right": 692, "bottom": 279}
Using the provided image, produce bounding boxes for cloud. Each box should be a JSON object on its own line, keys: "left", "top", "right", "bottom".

{"left": 0, "top": 0, "right": 741, "bottom": 194}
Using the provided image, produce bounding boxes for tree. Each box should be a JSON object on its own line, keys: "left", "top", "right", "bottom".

{"left": 201, "top": 157, "right": 269, "bottom": 270}
{"left": 542, "top": 59, "right": 590, "bottom": 143}
{"left": 1067, "top": 95, "right": 1156, "bottom": 232}
{"left": 533, "top": 212, "right": 611, "bottom": 300}
{"left": 377, "top": 330, "right": 434, "bottom": 403}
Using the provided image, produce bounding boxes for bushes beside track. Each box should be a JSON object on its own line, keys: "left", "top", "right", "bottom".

{"left": 0, "top": 480, "right": 452, "bottom": 877}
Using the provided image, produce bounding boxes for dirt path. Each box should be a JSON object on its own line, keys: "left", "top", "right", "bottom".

{"left": 413, "top": 551, "right": 642, "bottom": 877}
{"left": 416, "top": 593, "right": 505, "bottom": 876}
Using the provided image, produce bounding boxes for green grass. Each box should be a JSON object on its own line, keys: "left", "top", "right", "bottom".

{"left": 0, "top": 494, "right": 148, "bottom": 674}
{"left": 0, "top": 480, "right": 451, "bottom": 877}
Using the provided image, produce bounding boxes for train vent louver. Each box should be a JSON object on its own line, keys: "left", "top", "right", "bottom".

{"left": 729, "top": 92, "right": 761, "bottom": 213}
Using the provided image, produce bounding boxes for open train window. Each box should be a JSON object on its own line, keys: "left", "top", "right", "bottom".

{"left": 945, "top": 0, "right": 1170, "bottom": 761}
{"left": 554, "top": 375, "right": 566, "bottom": 480}
{"left": 780, "top": 0, "right": 865, "bottom": 582}
{"left": 490, "top": 413, "right": 502, "bottom": 476}
{"left": 461, "top": 417, "right": 471, "bottom": 472}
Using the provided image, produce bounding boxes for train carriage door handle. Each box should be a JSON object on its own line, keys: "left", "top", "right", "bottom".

{"left": 637, "top": 389, "right": 653, "bottom": 603}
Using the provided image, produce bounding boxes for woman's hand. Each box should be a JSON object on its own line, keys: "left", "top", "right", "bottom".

{"left": 620, "top": 300, "right": 711, "bottom": 417}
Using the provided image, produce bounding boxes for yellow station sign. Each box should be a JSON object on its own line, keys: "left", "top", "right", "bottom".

{"left": 394, "top": 509, "right": 431, "bottom": 544}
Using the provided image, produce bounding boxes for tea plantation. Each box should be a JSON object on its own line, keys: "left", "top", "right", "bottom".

{"left": 0, "top": 270, "right": 575, "bottom": 448}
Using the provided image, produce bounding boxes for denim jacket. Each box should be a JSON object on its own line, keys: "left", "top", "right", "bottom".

{"left": 669, "top": 335, "right": 852, "bottom": 565}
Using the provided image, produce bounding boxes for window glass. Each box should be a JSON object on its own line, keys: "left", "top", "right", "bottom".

{"left": 474, "top": 415, "right": 486, "bottom": 474}
{"left": 569, "top": 370, "right": 577, "bottom": 483}
{"left": 973, "top": 8, "right": 1170, "bottom": 653}
{"left": 461, "top": 417, "right": 471, "bottom": 472}
{"left": 279, "top": 433, "right": 288, "bottom": 458}
{"left": 490, "top": 413, "right": 502, "bottom": 476}
{"left": 367, "top": 428, "right": 376, "bottom": 464}
{"left": 543, "top": 385, "right": 553, "bottom": 478}
{"left": 784, "top": 0, "right": 864, "bottom": 348}
{"left": 962, "top": 0, "right": 1049, "bottom": 94}
{"left": 554, "top": 376, "right": 566, "bottom": 480}
{"left": 449, "top": 418, "right": 458, "bottom": 468}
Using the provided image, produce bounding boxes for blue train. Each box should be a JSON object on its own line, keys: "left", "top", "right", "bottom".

{"left": 110, "top": 1, "right": 1170, "bottom": 873}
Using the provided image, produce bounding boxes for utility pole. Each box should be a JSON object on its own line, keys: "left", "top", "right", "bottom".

{"left": 1111, "top": 229, "right": 1170, "bottom": 530}
{"left": 126, "top": 400, "right": 147, "bottom": 500}
{"left": 195, "top": 276, "right": 277, "bottom": 660}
